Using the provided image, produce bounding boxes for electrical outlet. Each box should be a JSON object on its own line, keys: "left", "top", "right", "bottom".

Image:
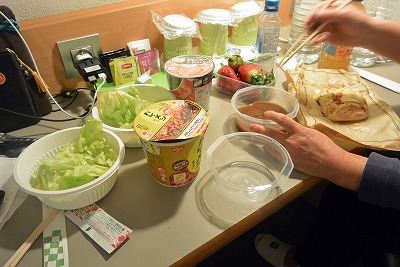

{"left": 57, "top": 34, "right": 102, "bottom": 78}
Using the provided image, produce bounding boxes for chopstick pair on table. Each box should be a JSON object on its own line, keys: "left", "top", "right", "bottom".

{"left": 4, "top": 209, "right": 59, "bottom": 267}
{"left": 278, "top": 0, "right": 353, "bottom": 68}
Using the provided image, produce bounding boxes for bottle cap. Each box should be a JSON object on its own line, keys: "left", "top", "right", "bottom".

{"left": 265, "top": 0, "right": 280, "bottom": 11}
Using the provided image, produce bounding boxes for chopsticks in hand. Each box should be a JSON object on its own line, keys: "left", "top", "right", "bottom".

{"left": 4, "top": 209, "right": 59, "bottom": 267}
{"left": 278, "top": 0, "right": 353, "bottom": 68}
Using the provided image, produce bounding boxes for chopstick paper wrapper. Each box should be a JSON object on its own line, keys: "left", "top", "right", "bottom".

{"left": 42, "top": 204, "right": 69, "bottom": 267}
{"left": 64, "top": 203, "right": 132, "bottom": 254}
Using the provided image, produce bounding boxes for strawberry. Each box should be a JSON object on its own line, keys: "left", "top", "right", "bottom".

{"left": 228, "top": 55, "right": 244, "bottom": 73}
{"left": 218, "top": 65, "right": 239, "bottom": 80}
{"left": 217, "top": 65, "right": 242, "bottom": 94}
{"left": 238, "top": 64, "right": 265, "bottom": 85}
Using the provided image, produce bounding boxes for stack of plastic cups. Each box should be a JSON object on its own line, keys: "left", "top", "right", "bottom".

{"left": 230, "top": 1, "right": 262, "bottom": 47}
{"left": 288, "top": 0, "right": 324, "bottom": 64}
{"left": 156, "top": 14, "right": 199, "bottom": 64}
{"left": 195, "top": 9, "right": 232, "bottom": 57}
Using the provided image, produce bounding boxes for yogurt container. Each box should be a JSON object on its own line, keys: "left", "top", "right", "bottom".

{"left": 194, "top": 9, "right": 232, "bottom": 56}
{"left": 133, "top": 100, "right": 209, "bottom": 186}
{"left": 161, "top": 14, "right": 197, "bottom": 62}
{"left": 164, "top": 55, "right": 214, "bottom": 111}
{"left": 230, "top": 1, "right": 261, "bottom": 46}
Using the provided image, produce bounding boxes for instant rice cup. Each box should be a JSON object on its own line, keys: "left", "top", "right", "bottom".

{"left": 133, "top": 100, "right": 209, "bottom": 186}
{"left": 164, "top": 55, "right": 214, "bottom": 111}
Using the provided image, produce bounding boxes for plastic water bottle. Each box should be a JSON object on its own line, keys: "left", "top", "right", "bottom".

{"left": 288, "top": 0, "right": 324, "bottom": 64}
{"left": 351, "top": 0, "right": 393, "bottom": 67}
{"left": 318, "top": 0, "right": 366, "bottom": 70}
{"left": 255, "top": 0, "right": 281, "bottom": 74}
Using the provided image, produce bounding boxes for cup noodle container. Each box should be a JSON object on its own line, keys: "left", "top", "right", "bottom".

{"left": 133, "top": 100, "right": 209, "bottom": 187}
{"left": 164, "top": 55, "right": 214, "bottom": 111}
{"left": 161, "top": 14, "right": 197, "bottom": 63}
{"left": 230, "top": 1, "right": 261, "bottom": 46}
{"left": 196, "top": 9, "right": 231, "bottom": 56}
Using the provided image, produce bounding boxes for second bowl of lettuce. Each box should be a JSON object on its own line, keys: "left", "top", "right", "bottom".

{"left": 93, "top": 84, "right": 176, "bottom": 147}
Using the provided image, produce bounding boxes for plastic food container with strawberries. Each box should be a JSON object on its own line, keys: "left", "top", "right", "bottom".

{"left": 215, "top": 69, "right": 276, "bottom": 96}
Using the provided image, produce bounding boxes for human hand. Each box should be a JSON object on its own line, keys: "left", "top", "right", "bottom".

{"left": 305, "top": 1, "right": 373, "bottom": 47}
{"left": 249, "top": 111, "right": 367, "bottom": 190}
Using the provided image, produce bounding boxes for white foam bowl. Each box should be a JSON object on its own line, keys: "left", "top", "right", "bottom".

{"left": 13, "top": 127, "right": 125, "bottom": 210}
{"left": 92, "top": 84, "right": 175, "bottom": 148}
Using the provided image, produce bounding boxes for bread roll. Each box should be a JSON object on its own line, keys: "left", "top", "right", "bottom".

{"left": 317, "top": 87, "right": 368, "bottom": 122}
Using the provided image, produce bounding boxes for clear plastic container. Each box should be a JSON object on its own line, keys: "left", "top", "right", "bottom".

{"left": 231, "top": 86, "right": 299, "bottom": 132}
{"left": 207, "top": 132, "right": 293, "bottom": 204}
{"left": 230, "top": 1, "right": 261, "bottom": 46}
{"left": 194, "top": 9, "right": 232, "bottom": 56}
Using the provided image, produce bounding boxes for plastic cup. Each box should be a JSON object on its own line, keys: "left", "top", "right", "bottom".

{"left": 197, "top": 9, "right": 231, "bottom": 56}
{"left": 230, "top": 1, "right": 261, "bottom": 46}
{"left": 163, "top": 36, "right": 193, "bottom": 62}
{"left": 161, "top": 14, "right": 197, "bottom": 62}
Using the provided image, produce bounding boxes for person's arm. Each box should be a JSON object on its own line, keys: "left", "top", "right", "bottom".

{"left": 359, "top": 152, "right": 400, "bottom": 210}
{"left": 305, "top": 2, "right": 400, "bottom": 63}
{"left": 249, "top": 111, "right": 367, "bottom": 191}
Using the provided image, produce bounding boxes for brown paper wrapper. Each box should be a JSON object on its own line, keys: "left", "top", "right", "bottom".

{"left": 286, "top": 64, "right": 400, "bottom": 151}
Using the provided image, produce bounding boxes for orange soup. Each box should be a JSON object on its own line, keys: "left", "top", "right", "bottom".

{"left": 236, "top": 101, "right": 288, "bottom": 132}
{"left": 238, "top": 101, "right": 288, "bottom": 119}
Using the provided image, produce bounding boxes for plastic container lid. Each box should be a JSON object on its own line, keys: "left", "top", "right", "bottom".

{"left": 162, "top": 14, "right": 197, "bottom": 34}
{"left": 195, "top": 8, "right": 232, "bottom": 25}
{"left": 164, "top": 55, "right": 214, "bottom": 78}
{"left": 230, "top": 1, "right": 261, "bottom": 18}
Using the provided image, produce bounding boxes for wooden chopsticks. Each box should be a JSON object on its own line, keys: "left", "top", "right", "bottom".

{"left": 4, "top": 209, "right": 59, "bottom": 267}
{"left": 278, "top": 0, "right": 353, "bottom": 68}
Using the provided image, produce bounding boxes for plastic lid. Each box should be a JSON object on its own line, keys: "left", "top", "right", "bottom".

{"left": 164, "top": 55, "right": 214, "bottom": 78}
{"left": 195, "top": 8, "right": 232, "bottom": 25}
{"left": 162, "top": 14, "right": 197, "bottom": 34}
{"left": 230, "top": 1, "right": 261, "bottom": 18}
{"left": 133, "top": 100, "right": 209, "bottom": 141}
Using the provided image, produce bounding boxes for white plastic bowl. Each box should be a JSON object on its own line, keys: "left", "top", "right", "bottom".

{"left": 207, "top": 132, "right": 293, "bottom": 204}
{"left": 92, "top": 84, "right": 175, "bottom": 148}
{"left": 13, "top": 127, "right": 125, "bottom": 210}
{"left": 231, "top": 86, "right": 299, "bottom": 132}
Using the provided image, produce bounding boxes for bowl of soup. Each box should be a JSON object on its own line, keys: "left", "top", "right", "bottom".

{"left": 231, "top": 86, "right": 299, "bottom": 132}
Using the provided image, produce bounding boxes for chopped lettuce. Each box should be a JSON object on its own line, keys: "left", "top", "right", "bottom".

{"left": 96, "top": 86, "right": 154, "bottom": 128}
{"left": 30, "top": 119, "right": 118, "bottom": 191}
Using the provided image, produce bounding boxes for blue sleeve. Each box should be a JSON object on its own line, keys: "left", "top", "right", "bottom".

{"left": 358, "top": 152, "right": 400, "bottom": 211}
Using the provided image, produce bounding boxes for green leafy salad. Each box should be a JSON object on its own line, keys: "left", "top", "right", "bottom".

{"left": 30, "top": 119, "right": 118, "bottom": 191}
{"left": 96, "top": 86, "right": 154, "bottom": 128}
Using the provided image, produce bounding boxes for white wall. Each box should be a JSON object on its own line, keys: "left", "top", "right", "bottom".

{"left": 1, "top": 0, "right": 126, "bottom": 21}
